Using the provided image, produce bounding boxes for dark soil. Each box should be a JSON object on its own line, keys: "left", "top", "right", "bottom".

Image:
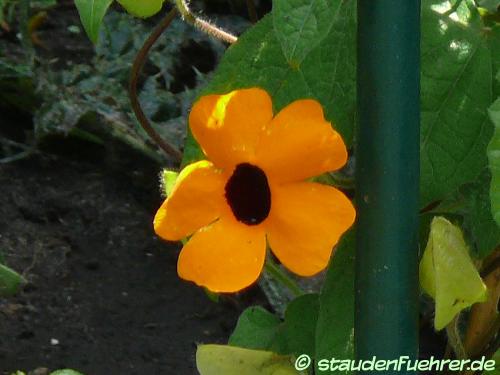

{"left": 0, "top": 1, "right": 272, "bottom": 373}
{"left": 0, "top": 148, "right": 254, "bottom": 374}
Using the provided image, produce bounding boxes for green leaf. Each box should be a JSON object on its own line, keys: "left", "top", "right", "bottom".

{"left": 74, "top": 0, "right": 113, "bottom": 44}
{"left": 419, "top": 217, "right": 487, "bottom": 330}
{"left": 229, "top": 295, "right": 320, "bottom": 359}
{"left": 229, "top": 306, "right": 283, "bottom": 351}
{"left": 116, "top": 0, "right": 165, "bottom": 18}
{"left": 315, "top": 230, "right": 354, "bottom": 373}
{"left": 203, "top": 288, "right": 219, "bottom": 303}
{"left": 283, "top": 294, "right": 319, "bottom": 358}
{"left": 420, "top": 3, "right": 494, "bottom": 206}
{"left": 184, "top": 0, "right": 494, "bottom": 211}
{"left": 477, "top": 0, "right": 499, "bottom": 13}
{"left": 488, "top": 98, "right": 500, "bottom": 227}
{"left": 0, "top": 263, "right": 25, "bottom": 297}
{"left": 273, "top": 0, "right": 337, "bottom": 65}
{"left": 431, "top": 170, "right": 500, "bottom": 258}
{"left": 161, "top": 169, "right": 179, "bottom": 197}
{"left": 196, "top": 345, "right": 304, "bottom": 375}
{"left": 458, "top": 177, "right": 500, "bottom": 257}
{"left": 50, "top": 370, "right": 85, "bottom": 375}
{"left": 183, "top": 0, "right": 356, "bottom": 165}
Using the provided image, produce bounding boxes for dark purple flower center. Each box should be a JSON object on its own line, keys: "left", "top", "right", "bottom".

{"left": 225, "top": 163, "right": 271, "bottom": 225}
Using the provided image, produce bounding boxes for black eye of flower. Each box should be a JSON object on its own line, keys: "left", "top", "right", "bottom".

{"left": 225, "top": 163, "right": 271, "bottom": 225}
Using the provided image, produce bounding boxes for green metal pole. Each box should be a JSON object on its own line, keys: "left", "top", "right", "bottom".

{"left": 355, "top": 0, "right": 420, "bottom": 372}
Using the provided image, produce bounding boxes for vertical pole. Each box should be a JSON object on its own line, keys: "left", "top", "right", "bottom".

{"left": 355, "top": 1, "right": 420, "bottom": 373}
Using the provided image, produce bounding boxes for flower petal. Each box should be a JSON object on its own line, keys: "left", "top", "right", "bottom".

{"left": 178, "top": 215, "right": 266, "bottom": 292}
{"left": 256, "top": 99, "right": 348, "bottom": 183}
{"left": 266, "top": 182, "right": 355, "bottom": 276}
{"left": 154, "top": 160, "right": 225, "bottom": 241}
{"left": 189, "top": 88, "right": 273, "bottom": 170}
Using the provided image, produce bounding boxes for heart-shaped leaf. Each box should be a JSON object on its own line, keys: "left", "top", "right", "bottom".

{"left": 420, "top": 217, "right": 487, "bottom": 330}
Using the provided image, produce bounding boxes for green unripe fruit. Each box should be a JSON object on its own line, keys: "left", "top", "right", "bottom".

{"left": 117, "top": 0, "right": 165, "bottom": 18}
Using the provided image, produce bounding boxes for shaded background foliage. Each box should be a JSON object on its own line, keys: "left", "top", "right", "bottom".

{"left": 0, "top": 0, "right": 253, "bottom": 164}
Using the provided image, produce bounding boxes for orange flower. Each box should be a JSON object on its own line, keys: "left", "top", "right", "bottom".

{"left": 154, "top": 88, "right": 356, "bottom": 293}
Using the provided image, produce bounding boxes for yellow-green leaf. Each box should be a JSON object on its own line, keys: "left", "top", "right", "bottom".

{"left": 161, "top": 169, "right": 179, "bottom": 197}
{"left": 196, "top": 345, "right": 305, "bottom": 375}
{"left": 74, "top": 0, "right": 113, "bottom": 43}
{"left": 116, "top": 0, "right": 165, "bottom": 18}
{"left": 419, "top": 217, "right": 488, "bottom": 330}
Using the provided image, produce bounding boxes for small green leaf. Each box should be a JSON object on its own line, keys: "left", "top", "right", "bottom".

{"left": 315, "top": 230, "right": 355, "bottom": 373}
{"left": 488, "top": 98, "right": 500, "bottom": 227}
{"left": 283, "top": 294, "right": 319, "bottom": 358}
{"left": 196, "top": 345, "right": 304, "bottom": 375}
{"left": 74, "top": 0, "right": 113, "bottom": 44}
{"left": 50, "top": 370, "right": 84, "bottom": 375}
{"left": 0, "top": 263, "right": 25, "bottom": 297}
{"left": 229, "top": 306, "right": 282, "bottom": 351}
{"left": 229, "top": 296, "right": 320, "bottom": 358}
{"left": 161, "top": 169, "right": 179, "bottom": 197}
{"left": 419, "top": 217, "right": 487, "bottom": 330}
{"left": 116, "top": 0, "right": 165, "bottom": 18}
{"left": 202, "top": 288, "right": 219, "bottom": 303}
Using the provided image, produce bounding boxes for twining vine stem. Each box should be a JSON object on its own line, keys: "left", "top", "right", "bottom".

{"left": 446, "top": 315, "right": 467, "bottom": 360}
{"left": 130, "top": 3, "right": 239, "bottom": 163}
{"left": 129, "top": 8, "right": 183, "bottom": 163}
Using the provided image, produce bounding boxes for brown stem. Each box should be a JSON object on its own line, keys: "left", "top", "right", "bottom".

{"left": 246, "top": 0, "right": 258, "bottom": 23}
{"left": 464, "top": 248, "right": 500, "bottom": 359}
{"left": 129, "top": 8, "right": 183, "bottom": 163}
{"left": 446, "top": 315, "right": 467, "bottom": 360}
{"left": 462, "top": 330, "right": 500, "bottom": 375}
{"left": 481, "top": 250, "right": 500, "bottom": 278}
